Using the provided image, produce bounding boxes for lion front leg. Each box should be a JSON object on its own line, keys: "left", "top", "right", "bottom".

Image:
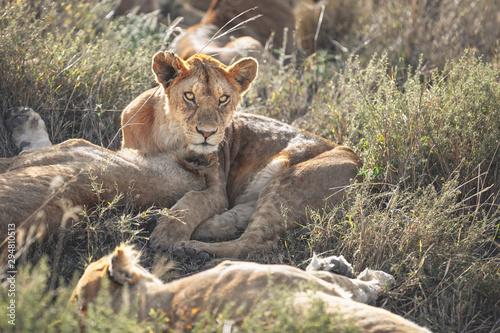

{"left": 149, "top": 155, "right": 229, "bottom": 251}
{"left": 149, "top": 183, "right": 229, "bottom": 251}
{"left": 171, "top": 147, "right": 361, "bottom": 259}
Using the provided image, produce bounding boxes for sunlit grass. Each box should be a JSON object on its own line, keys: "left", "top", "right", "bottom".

{"left": 1, "top": 0, "right": 499, "bottom": 332}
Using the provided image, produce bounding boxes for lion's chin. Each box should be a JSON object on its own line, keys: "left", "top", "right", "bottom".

{"left": 189, "top": 143, "right": 219, "bottom": 155}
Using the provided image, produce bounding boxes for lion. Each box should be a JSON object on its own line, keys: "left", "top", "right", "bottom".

{"left": 70, "top": 244, "right": 431, "bottom": 332}
{"left": 120, "top": 51, "right": 362, "bottom": 260}
{"left": 0, "top": 53, "right": 257, "bottom": 251}
{"left": 0, "top": 108, "right": 207, "bottom": 252}
{"left": 170, "top": 0, "right": 320, "bottom": 64}
{"left": 2, "top": 52, "right": 359, "bottom": 262}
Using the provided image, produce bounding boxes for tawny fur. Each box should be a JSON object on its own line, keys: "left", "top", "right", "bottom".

{"left": 71, "top": 245, "right": 431, "bottom": 333}
{"left": 0, "top": 138, "right": 208, "bottom": 251}
{"left": 0, "top": 107, "right": 209, "bottom": 254}
{"left": 1, "top": 52, "right": 360, "bottom": 262}
{"left": 0, "top": 53, "right": 258, "bottom": 256}
{"left": 121, "top": 52, "right": 362, "bottom": 259}
{"left": 170, "top": 0, "right": 320, "bottom": 64}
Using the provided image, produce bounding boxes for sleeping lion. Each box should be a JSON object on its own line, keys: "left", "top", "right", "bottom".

{"left": 71, "top": 245, "right": 431, "bottom": 332}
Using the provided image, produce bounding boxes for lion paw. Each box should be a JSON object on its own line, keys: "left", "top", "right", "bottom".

{"left": 170, "top": 241, "right": 212, "bottom": 262}
{"left": 357, "top": 268, "right": 395, "bottom": 289}
{"left": 149, "top": 226, "right": 172, "bottom": 252}
{"left": 5, "top": 107, "right": 52, "bottom": 154}
{"left": 306, "top": 253, "right": 355, "bottom": 278}
{"left": 149, "top": 220, "right": 193, "bottom": 252}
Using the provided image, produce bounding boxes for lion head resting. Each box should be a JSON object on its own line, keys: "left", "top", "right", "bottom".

{"left": 120, "top": 52, "right": 258, "bottom": 156}
{"left": 71, "top": 245, "right": 431, "bottom": 332}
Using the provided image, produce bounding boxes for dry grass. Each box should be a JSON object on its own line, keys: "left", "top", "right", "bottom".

{"left": 297, "top": 0, "right": 500, "bottom": 71}
{"left": 1, "top": 0, "right": 499, "bottom": 332}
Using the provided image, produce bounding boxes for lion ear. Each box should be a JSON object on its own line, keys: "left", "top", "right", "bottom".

{"left": 108, "top": 245, "right": 140, "bottom": 285}
{"left": 152, "top": 51, "right": 187, "bottom": 90}
{"left": 227, "top": 57, "right": 258, "bottom": 94}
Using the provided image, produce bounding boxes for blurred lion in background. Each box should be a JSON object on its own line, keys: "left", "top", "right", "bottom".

{"left": 108, "top": 0, "right": 322, "bottom": 63}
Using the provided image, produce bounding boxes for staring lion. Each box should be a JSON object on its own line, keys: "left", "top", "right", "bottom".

{"left": 2, "top": 52, "right": 360, "bottom": 262}
{"left": 0, "top": 54, "right": 256, "bottom": 252}
{"left": 71, "top": 245, "right": 431, "bottom": 332}
{"left": 121, "top": 51, "right": 361, "bottom": 260}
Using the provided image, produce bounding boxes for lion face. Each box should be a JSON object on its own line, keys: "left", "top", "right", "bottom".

{"left": 152, "top": 52, "right": 258, "bottom": 155}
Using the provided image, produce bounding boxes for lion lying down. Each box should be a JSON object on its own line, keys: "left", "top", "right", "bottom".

{"left": 2, "top": 52, "right": 362, "bottom": 263}
{"left": 0, "top": 107, "right": 208, "bottom": 253}
{"left": 71, "top": 245, "right": 431, "bottom": 332}
{"left": 170, "top": 0, "right": 320, "bottom": 64}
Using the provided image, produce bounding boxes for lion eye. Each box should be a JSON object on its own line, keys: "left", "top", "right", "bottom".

{"left": 184, "top": 92, "right": 195, "bottom": 102}
{"left": 219, "top": 95, "right": 229, "bottom": 105}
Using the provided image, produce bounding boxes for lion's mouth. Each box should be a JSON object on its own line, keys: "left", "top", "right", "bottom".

{"left": 196, "top": 141, "right": 217, "bottom": 149}
{"left": 190, "top": 142, "right": 219, "bottom": 155}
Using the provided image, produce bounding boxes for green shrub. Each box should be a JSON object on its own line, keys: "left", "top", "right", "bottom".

{"left": 333, "top": 53, "right": 499, "bottom": 194}
{"left": 1, "top": 0, "right": 499, "bottom": 332}
{"left": 0, "top": 258, "right": 81, "bottom": 332}
{"left": 245, "top": 51, "right": 500, "bottom": 333}
{"left": 299, "top": 176, "right": 499, "bottom": 331}
{"left": 298, "top": 0, "right": 500, "bottom": 70}
{"left": 0, "top": 0, "right": 175, "bottom": 155}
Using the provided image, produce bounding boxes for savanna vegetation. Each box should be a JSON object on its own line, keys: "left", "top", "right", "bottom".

{"left": 0, "top": 0, "right": 499, "bottom": 332}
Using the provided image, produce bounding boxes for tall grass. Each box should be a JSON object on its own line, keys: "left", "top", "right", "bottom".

{"left": 297, "top": 0, "right": 500, "bottom": 71}
{"left": 296, "top": 176, "right": 499, "bottom": 331}
{"left": 343, "top": 53, "right": 500, "bottom": 192}
{"left": 250, "top": 50, "right": 500, "bottom": 332}
{"left": 0, "top": 0, "right": 173, "bottom": 154}
{"left": 1, "top": 0, "right": 499, "bottom": 332}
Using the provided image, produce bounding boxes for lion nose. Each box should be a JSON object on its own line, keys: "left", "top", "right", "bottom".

{"left": 196, "top": 127, "right": 218, "bottom": 139}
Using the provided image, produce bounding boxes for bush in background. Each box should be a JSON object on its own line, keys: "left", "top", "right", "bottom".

{"left": 298, "top": 0, "right": 500, "bottom": 71}
{"left": 0, "top": 0, "right": 176, "bottom": 154}
{"left": 0, "top": 0, "right": 499, "bottom": 332}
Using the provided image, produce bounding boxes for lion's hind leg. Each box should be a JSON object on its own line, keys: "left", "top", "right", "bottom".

{"left": 190, "top": 202, "right": 254, "bottom": 241}
{"left": 5, "top": 107, "right": 52, "bottom": 154}
{"left": 171, "top": 146, "right": 361, "bottom": 259}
